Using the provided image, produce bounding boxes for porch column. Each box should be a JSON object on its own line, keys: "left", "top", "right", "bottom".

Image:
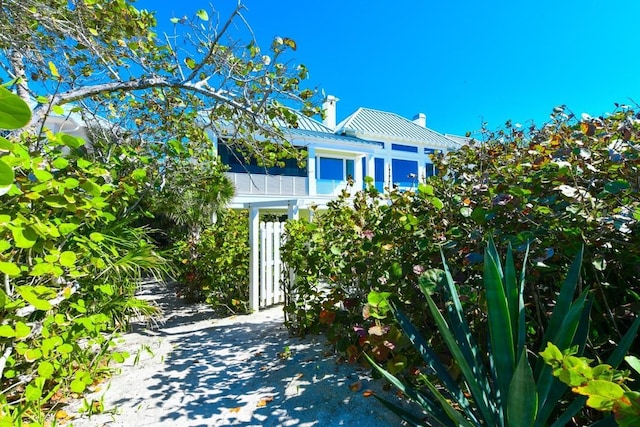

{"left": 307, "top": 146, "right": 316, "bottom": 196}
{"left": 248, "top": 205, "right": 260, "bottom": 312}
{"left": 287, "top": 201, "right": 299, "bottom": 220}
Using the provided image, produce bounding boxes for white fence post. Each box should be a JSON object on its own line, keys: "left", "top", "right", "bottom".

{"left": 248, "top": 207, "right": 260, "bottom": 312}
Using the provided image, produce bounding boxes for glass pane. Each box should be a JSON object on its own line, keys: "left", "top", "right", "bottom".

{"left": 392, "top": 159, "right": 418, "bottom": 187}
{"left": 318, "top": 157, "right": 344, "bottom": 180}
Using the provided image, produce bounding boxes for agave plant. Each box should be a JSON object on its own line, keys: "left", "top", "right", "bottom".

{"left": 366, "top": 239, "right": 640, "bottom": 426}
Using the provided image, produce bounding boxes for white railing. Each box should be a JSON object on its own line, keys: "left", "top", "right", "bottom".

{"left": 226, "top": 173, "right": 308, "bottom": 197}
{"left": 258, "top": 221, "right": 286, "bottom": 308}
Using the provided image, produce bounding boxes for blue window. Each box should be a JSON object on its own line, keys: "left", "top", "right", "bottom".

{"left": 392, "top": 143, "right": 418, "bottom": 153}
{"left": 392, "top": 159, "right": 418, "bottom": 187}
{"left": 317, "top": 157, "right": 344, "bottom": 180}
{"left": 374, "top": 157, "right": 385, "bottom": 191}
{"left": 425, "top": 163, "right": 435, "bottom": 177}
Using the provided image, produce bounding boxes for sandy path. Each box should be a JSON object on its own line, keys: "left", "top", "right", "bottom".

{"left": 64, "top": 282, "right": 412, "bottom": 426}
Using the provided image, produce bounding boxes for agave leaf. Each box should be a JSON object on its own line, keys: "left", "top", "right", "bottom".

{"left": 507, "top": 349, "right": 538, "bottom": 427}
{"left": 484, "top": 246, "right": 515, "bottom": 408}
{"left": 517, "top": 245, "right": 530, "bottom": 357}
{"left": 536, "top": 246, "right": 584, "bottom": 374}
{"left": 392, "top": 303, "right": 472, "bottom": 413}
{"left": 424, "top": 290, "right": 496, "bottom": 424}
{"left": 503, "top": 243, "right": 519, "bottom": 349}
{"left": 606, "top": 317, "right": 640, "bottom": 367}
{"left": 364, "top": 353, "right": 456, "bottom": 426}
{"left": 437, "top": 250, "right": 494, "bottom": 415}
{"left": 371, "top": 393, "right": 433, "bottom": 426}
{"left": 537, "top": 289, "right": 589, "bottom": 420}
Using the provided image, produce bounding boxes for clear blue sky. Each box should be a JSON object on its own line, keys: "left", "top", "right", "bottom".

{"left": 137, "top": 0, "right": 640, "bottom": 137}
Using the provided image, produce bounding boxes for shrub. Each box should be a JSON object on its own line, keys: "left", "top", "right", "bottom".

{"left": 281, "top": 105, "right": 640, "bottom": 360}
{"left": 366, "top": 239, "right": 640, "bottom": 426}
{"left": 172, "top": 209, "right": 251, "bottom": 314}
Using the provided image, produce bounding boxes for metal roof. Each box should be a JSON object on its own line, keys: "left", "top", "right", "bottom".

{"left": 286, "top": 128, "right": 383, "bottom": 147}
{"left": 335, "top": 108, "right": 459, "bottom": 149}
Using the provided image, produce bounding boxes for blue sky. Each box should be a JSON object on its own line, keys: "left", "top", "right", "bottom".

{"left": 138, "top": 0, "right": 640, "bottom": 137}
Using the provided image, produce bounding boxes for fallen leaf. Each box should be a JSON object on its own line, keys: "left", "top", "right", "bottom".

{"left": 257, "top": 396, "right": 274, "bottom": 407}
{"left": 349, "top": 381, "right": 362, "bottom": 392}
{"left": 229, "top": 407, "right": 241, "bottom": 413}
{"left": 363, "top": 390, "right": 375, "bottom": 398}
{"left": 55, "top": 410, "right": 69, "bottom": 419}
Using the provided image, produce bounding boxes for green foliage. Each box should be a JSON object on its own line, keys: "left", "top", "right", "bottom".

{"left": 365, "top": 240, "right": 640, "bottom": 426}
{"left": 542, "top": 343, "right": 640, "bottom": 426}
{"left": 282, "top": 105, "right": 640, "bottom": 370}
{"left": 171, "top": 209, "right": 250, "bottom": 314}
{"left": 0, "top": 82, "right": 169, "bottom": 426}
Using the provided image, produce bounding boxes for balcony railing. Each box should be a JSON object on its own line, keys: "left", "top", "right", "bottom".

{"left": 226, "top": 172, "right": 308, "bottom": 197}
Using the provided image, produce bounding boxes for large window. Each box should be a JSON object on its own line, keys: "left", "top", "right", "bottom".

{"left": 218, "top": 143, "right": 307, "bottom": 177}
{"left": 392, "top": 159, "right": 418, "bottom": 187}
{"left": 317, "top": 157, "right": 355, "bottom": 181}
{"left": 374, "top": 157, "right": 385, "bottom": 191}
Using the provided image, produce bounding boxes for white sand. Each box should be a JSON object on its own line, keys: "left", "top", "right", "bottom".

{"left": 64, "top": 282, "right": 415, "bottom": 426}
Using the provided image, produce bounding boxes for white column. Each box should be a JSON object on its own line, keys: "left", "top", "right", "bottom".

{"left": 248, "top": 206, "right": 260, "bottom": 312}
{"left": 288, "top": 201, "right": 299, "bottom": 220}
{"left": 354, "top": 155, "right": 364, "bottom": 190}
{"left": 307, "top": 146, "right": 316, "bottom": 196}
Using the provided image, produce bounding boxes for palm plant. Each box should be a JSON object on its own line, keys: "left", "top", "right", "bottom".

{"left": 366, "top": 239, "right": 640, "bottom": 426}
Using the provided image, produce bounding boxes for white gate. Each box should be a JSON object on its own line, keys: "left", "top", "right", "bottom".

{"left": 258, "top": 221, "right": 286, "bottom": 308}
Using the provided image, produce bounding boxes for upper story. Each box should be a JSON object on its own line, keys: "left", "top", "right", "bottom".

{"left": 215, "top": 96, "right": 465, "bottom": 207}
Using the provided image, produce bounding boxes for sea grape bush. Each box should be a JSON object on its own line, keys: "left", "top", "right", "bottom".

{"left": 0, "top": 89, "right": 169, "bottom": 426}
{"left": 281, "top": 104, "right": 640, "bottom": 366}
{"left": 172, "top": 209, "right": 251, "bottom": 314}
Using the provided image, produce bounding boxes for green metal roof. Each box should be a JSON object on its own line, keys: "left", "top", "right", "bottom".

{"left": 336, "top": 108, "right": 459, "bottom": 149}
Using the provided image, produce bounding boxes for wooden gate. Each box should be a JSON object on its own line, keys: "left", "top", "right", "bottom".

{"left": 258, "top": 221, "right": 286, "bottom": 308}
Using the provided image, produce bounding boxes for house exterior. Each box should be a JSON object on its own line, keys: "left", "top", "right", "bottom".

{"left": 214, "top": 96, "right": 466, "bottom": 311}
{"left": 219, "top": 96, "right": 463, "bottom": 214}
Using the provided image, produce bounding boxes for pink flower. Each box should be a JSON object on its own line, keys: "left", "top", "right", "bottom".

{"left": 413, "top": 265, "right": 425, "bottom": 275}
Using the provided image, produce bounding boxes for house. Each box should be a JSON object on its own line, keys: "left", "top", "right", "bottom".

{"left": 213, "top": 96, "right": 466, "bottom": 311}
{"left": 218, "top": 95, "right": 463, "bottom": 216}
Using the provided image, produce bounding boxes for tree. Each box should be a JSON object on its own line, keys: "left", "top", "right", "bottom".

{"left": 0, "top": 0, "right": 320, "bottom": 169}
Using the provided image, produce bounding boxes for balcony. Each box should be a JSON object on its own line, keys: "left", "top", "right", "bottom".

{"left": 226, "top": 172, "right": 308, "bottom": 197}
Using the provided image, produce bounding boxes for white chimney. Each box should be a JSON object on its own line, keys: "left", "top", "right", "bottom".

{"left": 322, "top": 95, "right": 339, "bottom": 130}
{"left": 412, "top": 113, "right": 426, "bottom": 128}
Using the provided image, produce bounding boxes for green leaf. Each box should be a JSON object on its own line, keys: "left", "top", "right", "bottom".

{"left": 33, "top": 169, "right": 53, "bottom": 182}
{"left": 70, "top": 378, "right": 86, "bottom": 393}
{"left": 169, "top": 17, "right": 180, "bottom": 24}
{"left": 431, "top": 197, "right": 444, "bottom": 210}
{"left": 484, "top": 245, "right": 515, "bottom": 406}
{"left": 25, "top": 384, "right": 43, "bottom": 402}
{"left": 184, "top": 57, "right": 196, "bottom": 69}
{"left": 131, "top": 168, "right": 147, "bottom": 180}
{"left": 61, "top": 134, "right": 85, "bottom": 148}
{"left": 460, "top": 207, "right": 473, "bottom": 217}
{"left": 48, "top": 61, "right": 59, "bottom": 78}
{"left": 0, "top": 324, "right": 15, "bottom": 337}
{"left": 59, "top": 223, "right": 79, "bottom": 234}
{"left": 0, "top": 261, "right": 20, "bottom": 276}
{"left": 603, "top": 179, "right": 629, "bottom": 194}
{"left": 0, "top": 86, "right": 31, "bottom": 129}
{"left": 11, "top": 225, "right": 37, "bottom": 248}
{"left": 575, "top": 380, "right": 624, "bottom": 410}
{"left": 625, "top": 356, "right": 640, "bottom": 375}
{"left": 59, "top": 251, "right": 77, "bottom": 267}
{"left": 14, "top": 321, "right": 31, "bottom": 339}
{"left": 58, "top": 343, "right": 74, "bottom": 354}
{"left": 52, "top": 157, "right": 69, "bottom": 169}
{"left": 38, "top": 361, "right": 55, "bottom": 379}
{"left": 507, "top": 349, "right": 538, "bottom": 427}
{"left": 195, "top": 9, "right": 209, "bottom": 21}
{"left": 0, "top": 159, "right": 14, "bottom": 188}
{"left": 17, "top": 286, "right": 52, "bottom": 311}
